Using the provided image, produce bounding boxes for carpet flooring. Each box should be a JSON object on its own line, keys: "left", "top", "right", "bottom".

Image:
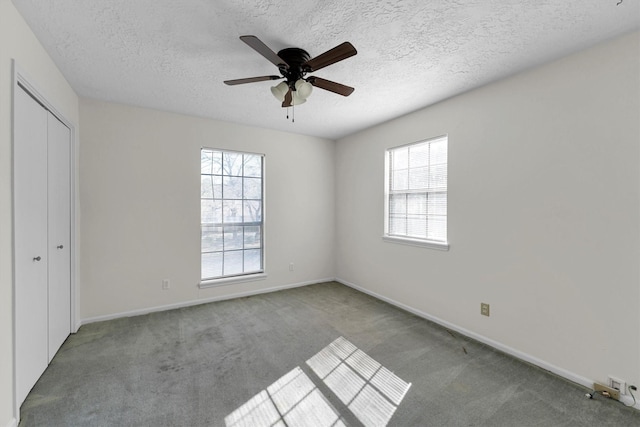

{"left": 19, "top": 281, "right": 640, "bottom": 426}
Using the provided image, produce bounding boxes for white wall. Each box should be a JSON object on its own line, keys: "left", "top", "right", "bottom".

{"left": 79, "top": 99, "right": 335, "bottom": 319}
{"left": 336, "top": 31, "right": 640, "bottom": 390}
{"left": 0, "top": 1, "right": 80, "bottom": 425}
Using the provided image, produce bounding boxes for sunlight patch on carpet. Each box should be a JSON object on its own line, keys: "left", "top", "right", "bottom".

{"left": 307, "top": 337, "right": 412, "bottom": 427}
{"left": 225, "top": 336, "right": 411, "bottom": 427}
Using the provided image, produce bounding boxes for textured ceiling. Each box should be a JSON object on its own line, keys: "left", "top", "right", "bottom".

{"left": 11, "top": 0, "right": 640, "bottom": 140}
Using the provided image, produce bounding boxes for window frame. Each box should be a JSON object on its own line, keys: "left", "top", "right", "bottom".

{"left": 383, "top": 135, "right": 449, "bottom": 251}
{"left": 199, "top": 147, "right": 267, "bottom": 288}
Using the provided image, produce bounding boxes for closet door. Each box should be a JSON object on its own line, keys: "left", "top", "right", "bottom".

{"left": 47, "top": 113, "right": 71, "bottom": 361}
{"left": 14, "top": 85, "right": 49, "bottom": 405}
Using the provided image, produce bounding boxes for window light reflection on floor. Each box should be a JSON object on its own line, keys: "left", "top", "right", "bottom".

{"left": 225, "top": 337, "right": 411, "bottom": 427}
{"left": 307, "top": 337, "right": 412, "bottom": 427}
{"left": 225, "top": 367, "right": 346, "bottom": 427}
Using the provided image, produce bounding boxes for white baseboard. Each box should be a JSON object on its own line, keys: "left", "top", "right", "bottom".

{"left": 335, "top": 277, "right": 640, "bottom": 410}
{"left": 5, "top": 417, "right": 17, "bottom": 427}
{"left": 80, "top": 278, "right": 334, "bottom": 326}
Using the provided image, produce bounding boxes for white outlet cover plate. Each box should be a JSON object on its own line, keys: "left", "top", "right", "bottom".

{"left": 609, "top": 376, "right": 626, "bottom": 395}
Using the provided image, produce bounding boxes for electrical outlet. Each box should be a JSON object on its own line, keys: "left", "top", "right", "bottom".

{"left": 480, "top": 303, "right": 490, "bottom": 317}
{"left": 162, "top": 279, "right": 170, "bottom": 290}
{"left": 609, "top": 376, "right": 626, "bottom": 395}
{"left": 593, "top": 383, "right": 620, "bottom": 400}
{"left": 289, "top": 262, "right": 294, "bottom": 272}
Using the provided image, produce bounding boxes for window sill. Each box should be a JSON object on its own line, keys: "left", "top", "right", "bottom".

{"left": 199, "top": 272, "right": 267, "bottom": 289}
{"left": 382, "top": 235, "right": 449, "bottom": 251}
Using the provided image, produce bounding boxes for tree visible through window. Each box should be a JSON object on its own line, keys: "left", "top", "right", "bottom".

{"left": 201, "top": 149, "right": 264, "bottom": 280}
{"left": 385, "top": 136, "right": 448, "bottom": 246}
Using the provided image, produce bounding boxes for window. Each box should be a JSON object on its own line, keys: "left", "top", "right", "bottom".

{"left": 384, "top": 136, "right": 448, "bottom": 249}
{"left": 201, "top": 149, "right": 264, "bottom": 282}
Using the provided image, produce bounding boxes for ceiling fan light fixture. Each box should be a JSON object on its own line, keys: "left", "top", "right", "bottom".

{"left": 270, "top": 81, "right": 288, "bottom": 101}
{"left": 295, "top": 79, "right": 313, "bottom": 99}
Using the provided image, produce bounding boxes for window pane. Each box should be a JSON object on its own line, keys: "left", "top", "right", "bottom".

{"left": 430, "top": 140, "right": 447, "bottom": 165}
{"left": 201, "top": 175, "right": 213, "bottom": 198}
{"left": 244, "top": 226, "right": 261, "bottom": 249}
{"left": 408, "top": 167, "right": 428, "bottom": 190}
{"left": 223, "top": 251, "right": 243, "bottom": 276}
{"left": 407, "top": 193, "right": 427, "bottom": 215}
{"left": 389, "top": 194, "right": 406, "bottom": 215}
{"left": 389, "top": 215, "right": 406, "bottom": 235}
{"left": 392, "top": 169, "right": 408, "bottom": 191}
{"left": 409, "top": 143, "right": 429, "bottom": 168}
{"left": 201, "top": 150, "right": 213, "bottom": 174}
{"left": 202, "top": 175, "right": 222, "bottom": 199}
{"left": 244, "top": 155, "right": 262, "bottom": 178}
{"left": 223, "top": 152, "right": 243, "bottom": 176}
{"left": 427, "top": 216, "right": 447, "bottom": 241}
{"left": 223, "top": 176, "right": 243, "bottom": 199}
{"left": 212, "top": 176, "right": 222, "bottom": 199}
{"left": 429, "top": 164, "right": 447, "bottom": 189}
{"left": 428, "top": 193, "right": 447, "bottom": 216}
{"left": 244, "top": 201, "right": 262, "bottom": 223}
{"left": 211, "top": 151, "right": 223, "bottom": 175}
{"left": 202, "top": 252, "right": 222, "bottom": 279}
{"left": 224, "top": 226, "right": 243, "bottom": 250}
{"left": 407, "top": 215, "right": 427, "bottom": 238}
{"left": 392, "top": 147, "right": 408, "bottom": 170}
{"left": 243, "top": 177, "right": 262, "bottom": 200}
{"left": 202, "top": 225, "right": 223, "bottom": 252}
{"left": 223, "top": 200, "right": 243, "bottom": 223}
{"left": 201, "top": 199, "right": 222, "bottom": 224}
{"left": 244, "top": 249, "right": 262, "bottom": 272}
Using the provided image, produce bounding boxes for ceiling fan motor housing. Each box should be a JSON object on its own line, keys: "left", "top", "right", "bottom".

{"left": 278, "top": 48, "right": 311, "bottom": 88}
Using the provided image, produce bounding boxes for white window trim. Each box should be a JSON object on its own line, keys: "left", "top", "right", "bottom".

{"left": 383, "top": 135, "right": 448, "bottom": 250}
{"left": 382, "top": 235, "right": 449, "bottom": 250}
{"left": 199, "top": 272, "right": 268, "bottom": 289}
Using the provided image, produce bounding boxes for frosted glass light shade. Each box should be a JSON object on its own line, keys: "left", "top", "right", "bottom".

{"left": 295, "top": 79, "right": 313, "bottom": 99}
{"left": 291, "top": 91, "right": 307, "bottom": 105}
{"left": 270, "top": 81, "right": 288, "bottom": 102}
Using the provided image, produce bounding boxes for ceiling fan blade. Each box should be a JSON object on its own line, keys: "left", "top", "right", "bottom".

{"left": 224, "top": 75, "right": 282, "bottom": 85}
{"left": 282, "top": 89, "right": 292, "bottom": 107}
{"left": 240, "top": 35, "right": 289, "bottom": 68}
{"left": 308, "top": 77, "right": 355, "bottom": 96}
{"left": 303, "top": 42, "right": 357, "bottom": 72}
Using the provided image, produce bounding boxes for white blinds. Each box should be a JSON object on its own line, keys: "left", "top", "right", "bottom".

{"left": 387, "top": 136, "right": 447, "bottom": 243}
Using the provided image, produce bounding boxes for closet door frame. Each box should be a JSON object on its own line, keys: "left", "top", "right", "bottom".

{"left": 11, "top": 61, "right": 79, "bottom": 419}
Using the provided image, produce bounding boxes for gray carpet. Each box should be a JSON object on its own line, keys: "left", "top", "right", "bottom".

{"left": 19, "top": 282, "right": 640, "bottom": 426}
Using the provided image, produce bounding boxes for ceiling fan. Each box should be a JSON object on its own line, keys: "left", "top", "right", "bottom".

{"left": 224, "top": 35, "right": 357, "bottom": 108}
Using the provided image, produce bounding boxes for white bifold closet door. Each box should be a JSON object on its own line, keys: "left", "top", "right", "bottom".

{"left": 14, "top": 85, "right": 49, "bottom": 406}
{"left": 47, "top": 110, "right": 71, "bottom": 361}
{"left": 14, "top": 84, "right": 71, "bottom": 405}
